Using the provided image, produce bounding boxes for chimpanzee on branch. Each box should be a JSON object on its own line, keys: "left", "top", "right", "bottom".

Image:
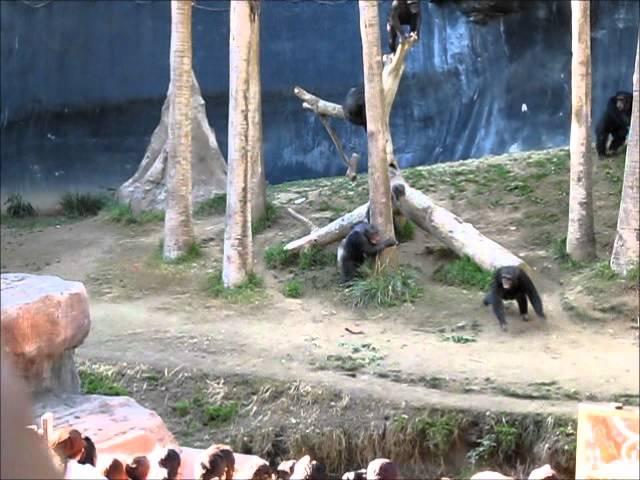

{"left": 387, "top": 0, "right": 421, "bottom": 54}
{"left": 596, "top": 91, "right": 633, "bottom": 157}
{"left": 337, "top": 222, "right": 397, "bottom": 284}
{"left": 343, "top": 85, "right": 367, "bottom": 130}
{"left": 483, "top": 266, "right": 545, "bottom": 331}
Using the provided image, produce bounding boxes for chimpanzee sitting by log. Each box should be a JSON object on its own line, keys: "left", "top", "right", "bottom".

{"left": 337, "top": 222, "right": 397, "bottom": 284}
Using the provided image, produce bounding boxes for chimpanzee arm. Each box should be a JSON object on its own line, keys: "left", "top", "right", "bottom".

{"left": 519, "top": 271, "right": 545, "bottom": 318}
{"left": 360, "top": 237, "right": 396, "bottom": 256}
{"left": 491, "top": 297, "right": 507, "bottom": 330}
{"left": 409, "top": 10, "right": 421, "bottom": 38}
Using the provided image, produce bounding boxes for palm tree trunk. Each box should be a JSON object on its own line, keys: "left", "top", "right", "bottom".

{"left": 223, "top": 0, "right": 254, "bottom": 287}
{"left": 610, "top": 37, "right": 640, "bottom": 276}
{"left": 358, "top": 0, "right": 397, "bottom": 268}
{"left": 566, "top": 0, "right": 596, "bottom": 262}
{"left": 163, "top": 0, "right": 195, "bottom": 261}
{"left": 248, "top": 0, "right": 266, "bottom": 222}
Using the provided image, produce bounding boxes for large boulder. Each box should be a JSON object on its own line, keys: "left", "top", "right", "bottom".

{"left": 0, "top": 273, "right": 91, "bottom": 395}
{"left": 33, "top": 394, "right": 177, "bottom": 470}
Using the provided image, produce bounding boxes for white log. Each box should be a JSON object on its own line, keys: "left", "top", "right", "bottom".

{"left": 285, "top": 208, "right": 318, "bottom": 232}
{"left": 284, "top": 204, "right": 369, "bottom": 252}
{"left": 390, "top": 179, "right": 528, "bottom": 272}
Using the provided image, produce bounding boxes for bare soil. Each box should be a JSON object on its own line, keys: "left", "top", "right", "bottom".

{"left": 2, "top": 148, "right": 638, "bottom": 445}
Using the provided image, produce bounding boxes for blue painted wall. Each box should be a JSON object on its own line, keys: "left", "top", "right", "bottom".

{"left": 0, "top": 0, "right": 638, "bottom": 199}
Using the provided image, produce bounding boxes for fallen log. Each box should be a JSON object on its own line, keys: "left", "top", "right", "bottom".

{"left": 284, "top": 204, "right": 369, "bottom": 252}
{"left": 285, "top": 207, "right": 318, "bottom": 233}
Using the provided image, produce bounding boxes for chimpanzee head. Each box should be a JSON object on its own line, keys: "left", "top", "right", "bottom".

{"left": 407, "top": 0, "right": 420, "bottom": 14}
{"left": 125, "top": 456, "right": 150, "bottom": 480}
{"left": 615, "top": 92, "right": 632, "bottom": 113}
{"left": 500, "top": 271, "right": 514, "bottom": 290}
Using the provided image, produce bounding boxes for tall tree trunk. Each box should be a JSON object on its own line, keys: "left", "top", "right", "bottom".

{"left": 163, "top": 0, "right": 195, "bottom": 261}
{"left": 223, "top": 0, "right": 254, "bottom": 287}
{"left": 610, "top": 37, "right": 640, "bottom": 276}
{"left": 248, "top": 0, "right": 266, "bottom": 221}
{"left": 358, "top": 0, "right": 397, "bottom": 268}
{"left": 566, "top": 0, "right": 596, "bottom": 262}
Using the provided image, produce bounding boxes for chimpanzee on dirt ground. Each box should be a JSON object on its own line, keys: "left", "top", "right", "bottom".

{"left": 337, "top": 222, "right": 397, "bottom": 284}
{"left": 159, "top": 449, "right": 181, "bottom": 480}
{"left": 343, "top": 85, "right": 367, "bottom": 130}
{"left": 387, "top": 0, "right": 421, "bottom": 53}
{"left": 596, "top": 91, "right": 633, "bottom": 157}
{"left": 483, "top": 266, "right": 545, "bottom": 331}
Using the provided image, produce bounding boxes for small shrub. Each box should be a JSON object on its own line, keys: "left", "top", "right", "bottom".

{"left": 59, "top": 192, "right": 109, "bottom": 217}
{"left": 283, "top": 279, "right": 303, "bottom": 298}
{"left": 79, "top": 369, "right": 128, "bottom": 396}
{"left": 172, "top": 400, "right": 191, "bottom": 418}
{"left": 299, "top": 245, "right": 334, "bottom": 270}
{"left": 264, "top": 244, "right": 298, "bottom": 269}
{"left": 412, "top": 413, "right": 462, "bottom": 458}
{"left": 195, "top": 194, "right": 227, "bottom": 216}
{"left": 591, "top": 261, "right": 617, "bottom": 281}
{"left": 105, "top": 201, "right": 164, "bottom": 225}
{"left": 626, "top": 263, "right": 639, "bottom": 285}
{"left": 433, "top": 256, "right": 492, "bottom": 290}
{"left": 203, "top": 402, "right": 238, "bottom": 426}
{"left": 550, "top": 236, "right": 582, "bottom": 269}
{"left": 394, "top": 219, "right": 416, "bottom": 243}
{"left": 156, "top": 240, "right": 202, "bottom": 264}
{"left": 343, "top": 266, "right": 422, "bottom": 308}
{"left": 4, "top": 193, "right": 36, "bottom": 218}
{"left": 208, "top": 270, "right": 265, "bottom": 303}
{"left": 252, "top": 202, "right": 279, "bottom": 234}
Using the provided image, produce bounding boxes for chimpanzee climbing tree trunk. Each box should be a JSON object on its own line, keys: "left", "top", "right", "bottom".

{"left": 248, "top": 0, "right": 266, "bottom": 221}
{"left": 610, "top": 37, "right": 640, "bottom": 276}
{"left": 566, "top": 0, "right": 596, "bottom": 262}
{"left": 358, "top": 0, "right": 397, "bottom": 268}
{"left": 163, "top": 0, "right": 195, "bottom": 260}
{"left": 223, "top": 0, "right": 256, "bottom": 287}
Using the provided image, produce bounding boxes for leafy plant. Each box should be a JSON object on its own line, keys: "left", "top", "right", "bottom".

{"left": 283, "top": 279, "right": 303, "bottom": 298}
{"left": 433, "top": 256, "right": 492, "bottom": 290}
{"left": 343, "top": 266, "right": 422, "bottom": 308}
{"left": 59, "top": 192, "right": 109, "bottom": 217}
{"left": 4, "top": 193, "right": 36, "bottom": 218}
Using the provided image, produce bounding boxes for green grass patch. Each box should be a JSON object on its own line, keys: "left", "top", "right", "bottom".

{"left": 264, "top": 244, "right": 299, "bottom": 269}
{"left": 394, "top": 219, "right": 416, "bottom": 243}
{"left": 412, "top": 412, "right": 462, "bottom": 457}
{"left": 433, "top": 256, "right": 492, "bottom": 290}
{"left": 195, "top": 194, "right": 227, "bottom": 216}
{"left": 283, "top": 279, "right": 303, "bottom": 298}
{"left": 104, "top": 201, "right": 164, "bottom": 225}
{"left": 203, "top": 401, "right": 239, "bottom": 426}
{"left": 343, "top": 266, "right": 423, "bottom": 308}
{"left": 299, "top": 245, "right": 335, "bottom": 270}
{"left": 172, "top": 400, "right": 191, "bottom": 418}
{"left": 252, "top": 202, "right": 279, "bottom": 234}
{"left": 550, "top": 236, "right": 584, "bottom": 269}
{"left": 319, "top": 342, "right": 385, "bottom": 373}
{"left": 207, "top": 270, "right": 265, "bottom": 303}
{"left": 79, "top": 368, "right": 129, "bottom": 396}
{"left": 59, "top": 192, "right": 110, "bottom": 217}
{"left": 440, "top": 334, "right": 477, "bottom": 344}
{"left": 3, "top": 193, "right": 36, "bottom": 218}
{"left": 154, "top": 240, "right": 203, "bottom": 265}
{"left": 467, "top": 417, "right": 519, "bottom": 465}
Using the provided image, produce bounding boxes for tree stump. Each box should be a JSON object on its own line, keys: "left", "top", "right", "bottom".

{"left": 117, "top": 72, "right": 227, "bottom": 213}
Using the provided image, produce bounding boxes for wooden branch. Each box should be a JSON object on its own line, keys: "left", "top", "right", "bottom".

{"left": 383, "top": 34, "right": 418, "bottom": 118}
{"left": 318, "top": 114, "right": 360, "bottom": 180}
{"left": 284, "top": 204, "right": 369, "bottom": 252}
{"left": 390, "top": 179, "right": 528, "bottom": 272}
{"left": 293, "top": 86, "right": 344, "bottom": 118}
{"left": 285, "top": 207, "right": 318, "bottom": 232}
{"left": 284, "top": 173, "right": 527, "bottom": 272}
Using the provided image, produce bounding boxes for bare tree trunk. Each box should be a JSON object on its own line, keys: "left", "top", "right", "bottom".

{"left": 223, "top": 0, "right": 254, "bottom": 287}
{"left": 566, "top": 0, "right": 596, "bottom": 262}
{"left": 611, "top": 37, "right": 640, "bottom": 276}
{"left": 163, "top": 0, "right": 195, "bottom": 260}
{"left": 359, "top": 0, "right": 397, "bottom": 268}
{"left": 248, "top": 0, "right": 266, "bottom": 221}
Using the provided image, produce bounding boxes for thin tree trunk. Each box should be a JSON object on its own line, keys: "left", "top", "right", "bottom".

{"left": 611, "top": 37, "right": 640, "bottom": 276}
{"left": 566, "top": 0, "right": 596, "bottom": 262}
{"left": 248, "top": 0, "right": 266, "bottom": 221}
{"left": 358, "top": 0, "right": 397, "bottom": 268}
{"left": 223, "top": 0, "right": 254, "bottom": 287}
{"left": 163, "top": 0, "right": 195, "bottom": 261}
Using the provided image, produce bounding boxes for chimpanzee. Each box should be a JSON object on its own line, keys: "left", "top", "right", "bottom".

{"left": 343, "top": 85, "right": 367, "bottom": 130}
{"left": 199, "top": 444, "right": 235, "bottom": 480}
{"left": 337, "top": 222, "right": 397, "bottom": 284}
{"left": 483, "top": 266, "right": 545, "bottom": 331}
{"left": 387, "top": 0, "right": 421, "bottom": 54}
{"left": 77, "top": 436, "right": 96, "bottom": 467}
{"left": 159, "top": 449, "right": 181, "bottom": 480}
{"left": 125, "top": 456, "right": 150, "bottom": 480}
{"left": 596, "top": 91, "right": 633, "bottom": 157}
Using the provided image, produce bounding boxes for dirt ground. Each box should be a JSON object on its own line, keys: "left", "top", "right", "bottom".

{"left": 1, "top": 148, "right": 638, "bottom": 418}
